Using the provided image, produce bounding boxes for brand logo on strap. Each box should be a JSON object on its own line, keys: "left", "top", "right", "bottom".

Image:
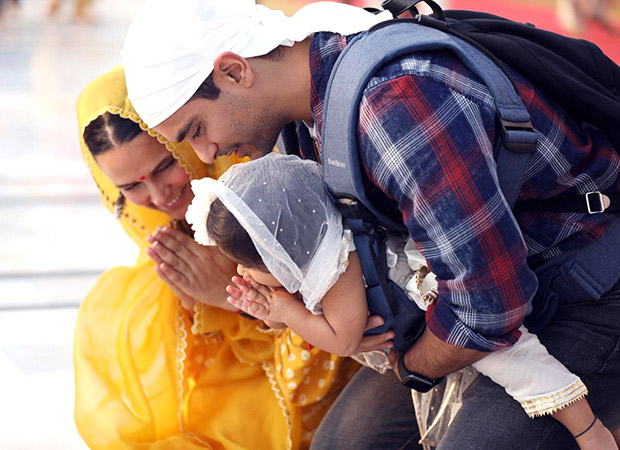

{"left": 327, "top": 158, "right": 346, "bottom": 168}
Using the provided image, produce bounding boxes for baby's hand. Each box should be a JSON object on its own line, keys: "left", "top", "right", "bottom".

{"left": 226, "top": 275, "right": 294, "bottom": 324}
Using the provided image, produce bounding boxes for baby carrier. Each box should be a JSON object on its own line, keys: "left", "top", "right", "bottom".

{"left": 281, "top": 0, "right": 620, "bottom": 349}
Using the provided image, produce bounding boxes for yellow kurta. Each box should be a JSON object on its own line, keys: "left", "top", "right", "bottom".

{"left": 74, "top": 66, "right": 358, "bottom": 449}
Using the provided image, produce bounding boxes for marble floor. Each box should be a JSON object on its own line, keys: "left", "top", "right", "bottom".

{"left": 0, "top": 0, "right": 141, "bottom": 448}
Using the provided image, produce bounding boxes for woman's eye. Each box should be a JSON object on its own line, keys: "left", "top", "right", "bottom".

{"left": 121, "top": 184, "right": 138, "bottom": 192}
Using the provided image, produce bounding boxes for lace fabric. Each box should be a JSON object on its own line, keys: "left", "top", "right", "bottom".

{"left": 188, "top": 153, "right": 351, "bottom": 312}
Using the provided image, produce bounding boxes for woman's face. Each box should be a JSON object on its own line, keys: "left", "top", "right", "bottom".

{"left": 95, "top": 131, "right": 193, "bottom": 221}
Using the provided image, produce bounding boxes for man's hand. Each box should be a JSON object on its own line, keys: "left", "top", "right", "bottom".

{"left": 145, "top": 226, "right": 238, "bottom": 311}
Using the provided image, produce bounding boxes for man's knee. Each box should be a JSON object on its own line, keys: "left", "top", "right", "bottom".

{"left": 311, "top": 367, "right": 421, "bottom": 450}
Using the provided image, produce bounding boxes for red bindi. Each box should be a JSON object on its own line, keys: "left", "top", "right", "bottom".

{"left": 139, "top": 176, "right": 145, "bottom": 181}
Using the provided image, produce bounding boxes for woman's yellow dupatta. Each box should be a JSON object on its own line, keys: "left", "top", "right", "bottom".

{"left": 74, "top": 67, "right": 284, "bottom": 448}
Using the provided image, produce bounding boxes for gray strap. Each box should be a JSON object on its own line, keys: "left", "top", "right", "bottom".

{"left": 322, "top": 20, "right": 537, "bottom": 217}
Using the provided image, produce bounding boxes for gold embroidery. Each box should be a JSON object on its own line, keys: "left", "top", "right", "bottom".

{"left": 263, "top": 361, "right": 294, "bottom": 450}
{"left": 521, "top": 379, "right": 588, "bottom": 418}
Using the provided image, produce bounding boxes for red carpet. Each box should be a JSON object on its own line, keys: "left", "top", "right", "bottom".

{"left": 310, "top": 0, "right": 620, "bottom": 62}
{"left": 450, "top": 0, "right": 620, "bottom": 63}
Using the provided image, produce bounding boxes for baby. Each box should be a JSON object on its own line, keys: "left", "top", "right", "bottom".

{"left": 186, "top": 153, "right": 615, "bottom": 449}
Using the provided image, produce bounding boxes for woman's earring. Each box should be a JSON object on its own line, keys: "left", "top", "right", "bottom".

{"left": 114, "top": 192, "right": 126, "bottom": 219}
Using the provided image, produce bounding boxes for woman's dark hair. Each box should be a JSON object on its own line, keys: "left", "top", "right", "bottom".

{"left": 206, "top": 198, "right": 267, "bottom": 271}
{"left": 83, "top": 112, "right": 143, "bottom": 157}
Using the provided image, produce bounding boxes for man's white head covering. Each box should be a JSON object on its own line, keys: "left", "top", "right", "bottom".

{"left": 186, "top": 153, "right": 349, "bottom": 314}
{"left": 121, "top": 0, "right": 392, "bottom": 128}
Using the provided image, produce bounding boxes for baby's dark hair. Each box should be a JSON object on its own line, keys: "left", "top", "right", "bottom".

{"left": 206, "top": 198, "right": 268, "bottom": 271}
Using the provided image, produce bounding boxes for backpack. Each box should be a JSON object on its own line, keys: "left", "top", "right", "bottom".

{"left": 280, "top": 0, "right": 620, "bottom": 347}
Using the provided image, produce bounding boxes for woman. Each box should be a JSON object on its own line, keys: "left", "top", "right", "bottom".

{"left": 73, "top": 66, "right": 358, "bottom": 449}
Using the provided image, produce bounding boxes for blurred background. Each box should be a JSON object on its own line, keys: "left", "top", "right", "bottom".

{"left": 0, "top": 0, "right": 617, "bottom": 448}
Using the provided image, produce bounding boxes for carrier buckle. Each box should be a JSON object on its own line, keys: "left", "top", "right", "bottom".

{"left": 499, "top": 119, "right": 537, "bottom": 154}
{"left": 586, "top": 191, "right": 606, "bottom": 214}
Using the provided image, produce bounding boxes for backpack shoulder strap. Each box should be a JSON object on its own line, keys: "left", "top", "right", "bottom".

{"left": 321, "top": 19, "right": 537, "bottom": 226}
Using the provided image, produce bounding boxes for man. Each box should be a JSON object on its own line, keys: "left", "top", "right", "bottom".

{"left": 121, "top": 1, "right": 620, "bottom": 448}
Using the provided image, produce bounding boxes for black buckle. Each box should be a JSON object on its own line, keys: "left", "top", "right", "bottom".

{"left": 335, "top": 196, "right": 377, "bottom": 223}
{"left": 499, "top": 119, "right": 537, "bottom": 154}
{"left": 585, "top": 191, "right": 605, "bottom": 214}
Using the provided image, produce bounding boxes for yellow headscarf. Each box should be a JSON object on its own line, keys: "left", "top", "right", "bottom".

{"left": 76, "top": 64, "right": 241, "bottom": 249}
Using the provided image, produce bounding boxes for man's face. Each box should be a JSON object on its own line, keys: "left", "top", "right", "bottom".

{"left": 155, "top": 92, "right": 283, "bottom": 164}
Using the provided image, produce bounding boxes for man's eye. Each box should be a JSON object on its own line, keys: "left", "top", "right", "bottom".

{"left": 192, "top": 125, "right": 201, "bottom": 140}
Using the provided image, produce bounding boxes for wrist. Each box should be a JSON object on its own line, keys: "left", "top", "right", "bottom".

{"left": 404, "top": 328, "right": 487, "bottom": 379}
{"left": 397, "top": 353, "right": 443, "bottom": 392}
{"left": 273, "top": 291, "right": 301, "bottom": 325}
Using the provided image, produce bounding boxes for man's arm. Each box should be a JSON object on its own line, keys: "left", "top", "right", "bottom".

{"left": 356, "top": 55, "right": 538, "bottom": 369}
{"left": 391, "top": 327, "right": 487, "bottom": 379}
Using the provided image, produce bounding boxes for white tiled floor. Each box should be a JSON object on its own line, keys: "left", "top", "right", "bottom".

{"left": 0, "top": 0, "right": 145, "bottom": 448}
{"left": 0, "top": 308, "right": 84, "bottom": 450}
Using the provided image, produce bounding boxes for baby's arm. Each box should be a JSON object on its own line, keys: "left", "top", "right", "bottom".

{"left": 226, "top": 252, "right": 368, "bottom": 356}
{"left": 472, "top": 326, "right": 616, "bottom": 449}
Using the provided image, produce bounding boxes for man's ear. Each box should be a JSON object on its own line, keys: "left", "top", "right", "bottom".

{"left": 213, "top": 52, "right": 254, "bottom": 88}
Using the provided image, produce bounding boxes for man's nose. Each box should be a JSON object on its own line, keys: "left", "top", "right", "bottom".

{"left": 193, "top": 141, "right": 219, "bottom": 164}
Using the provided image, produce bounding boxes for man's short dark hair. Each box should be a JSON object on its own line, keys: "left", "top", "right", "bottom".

{"left": 188, "top": 46, "right": 285, "bottom": 103}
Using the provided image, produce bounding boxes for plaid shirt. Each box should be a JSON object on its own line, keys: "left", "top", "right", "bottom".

{"left": 307, "top": 32, "right": 620, "bottom": 352}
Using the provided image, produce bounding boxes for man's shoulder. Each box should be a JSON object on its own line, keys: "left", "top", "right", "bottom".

{"left": 362, "top": 50, "right": 496, "bottom": 114}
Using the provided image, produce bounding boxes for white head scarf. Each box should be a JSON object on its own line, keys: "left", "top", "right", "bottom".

{"left": 186, "top": 153, "right": 348, "bottom": 314}
{"left": 121, "top": 0, "right": 392, "bottom": 127}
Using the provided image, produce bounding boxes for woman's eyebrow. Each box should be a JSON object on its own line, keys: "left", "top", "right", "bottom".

{"left": 116, "top": 180, "right": 138, "bottom": 190}
{"left": 152, "top": 154, "right": 175, "bottom": 172}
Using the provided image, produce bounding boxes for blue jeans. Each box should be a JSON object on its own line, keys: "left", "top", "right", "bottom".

{"left": 312, "top": 281, "right": 620, "bottom": 449}
{"left": 310, "top": 365, "right": 422, "bottom": 450}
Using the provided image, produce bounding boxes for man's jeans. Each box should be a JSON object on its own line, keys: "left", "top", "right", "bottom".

{"left": 311, "top": 281, "right": 620, "bottom": 450}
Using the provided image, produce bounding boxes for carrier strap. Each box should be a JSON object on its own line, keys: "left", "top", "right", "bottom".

{"left": 515, "top": 192, "right": 620, "bottom": 214}
{"left": 347, "top": 218, "right": 400, "bottom": 315}
{"left": 321, "top": 19, "right": 537, "bottom": 230}
{"left": 554, "top": 216, "right": 620, "bottom": 302}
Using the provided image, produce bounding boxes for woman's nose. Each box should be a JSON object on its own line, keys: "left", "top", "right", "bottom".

{"left": 149, "top": 181, "right": 170, "bottom": 208}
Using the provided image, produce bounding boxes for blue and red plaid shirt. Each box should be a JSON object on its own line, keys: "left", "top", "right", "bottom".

{"left": 306, "top": 32, "right": 620, "bottom": 352}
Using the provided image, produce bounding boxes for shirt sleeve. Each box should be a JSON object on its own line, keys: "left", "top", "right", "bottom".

{"left": 357, "top": 69, "right": 538, "bottom": 352}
